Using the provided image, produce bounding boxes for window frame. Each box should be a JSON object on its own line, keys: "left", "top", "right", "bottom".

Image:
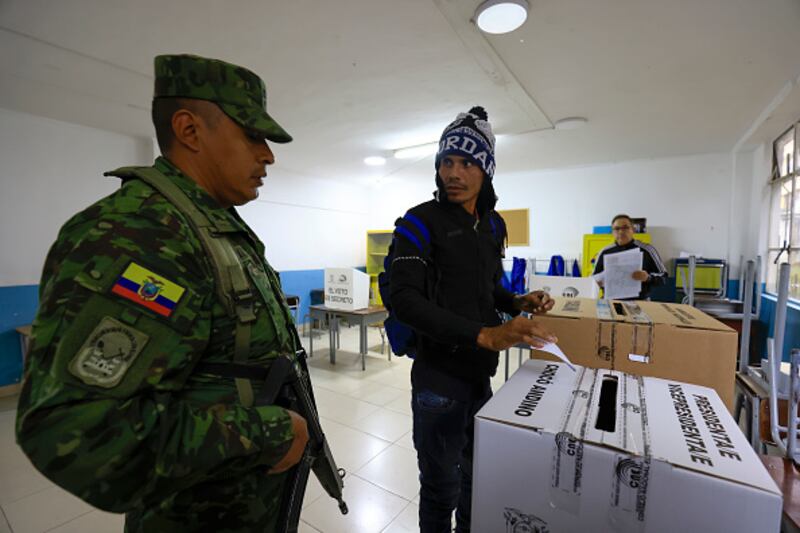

{"left": 766, "top": 120, "right": 800, "bottom": 301}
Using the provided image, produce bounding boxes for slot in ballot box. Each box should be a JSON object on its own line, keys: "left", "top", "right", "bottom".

{"left": 472, "top": 360, "right": 782, "bottom": 533}
{"left": 324, "top": 268, "right": 370, "bottom": 310}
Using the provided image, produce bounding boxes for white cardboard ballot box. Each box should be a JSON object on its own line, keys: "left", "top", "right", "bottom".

{"left": 324, "top": 268, "right": 370, "bottom": 310}
{"left": 529, "top": 274, "right": 600, "bottom": 299}
{"left": 472, "top": 359, "right": 781, "bottom": 533}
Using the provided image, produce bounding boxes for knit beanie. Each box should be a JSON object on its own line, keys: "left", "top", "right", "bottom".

{"left": 434, "top": 106, "right": 496, "bottom": 179}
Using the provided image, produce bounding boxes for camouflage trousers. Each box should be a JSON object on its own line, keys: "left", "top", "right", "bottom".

{"left": 124, "top": 469, "right": 288, "bottom": 532}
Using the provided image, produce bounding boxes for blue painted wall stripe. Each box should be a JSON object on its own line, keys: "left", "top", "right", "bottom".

{"left": 0, "top": 269, "right": 357, "bottom": 386}
{"left": 5, "top": 274, "right": 799, "bottom": 386}
{"left": 0, "top": 284, "right": 39, "bottom": 386}
{"left": 759, "top": 292, "right": 800, "bottom": 363}
{"left": 277, "top": 269, "right": 326, "bottom": 327}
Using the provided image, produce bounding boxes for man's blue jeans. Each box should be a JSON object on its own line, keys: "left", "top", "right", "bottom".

{"left": 412, "top": 386, "right": 492, "bottom": 533}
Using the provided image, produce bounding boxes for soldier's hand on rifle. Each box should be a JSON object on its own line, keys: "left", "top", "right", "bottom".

{"left": 268, "top": 410, "right": 309, "bottom": 474}
{"left": 476, "top": 316, "right": 557, "bottom": 352}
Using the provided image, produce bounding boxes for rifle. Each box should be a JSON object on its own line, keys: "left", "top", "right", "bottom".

{"left": 265, "top": 350, "right": 348, "bottom": 532}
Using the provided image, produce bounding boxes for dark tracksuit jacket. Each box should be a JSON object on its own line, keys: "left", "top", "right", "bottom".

{"left": 389, "top": 198, "right": 518, "bottom": 400}
{"left": 592, "top": 239, "right": 668, "bottom": 300}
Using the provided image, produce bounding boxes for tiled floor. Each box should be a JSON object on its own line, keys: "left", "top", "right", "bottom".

{"left": 0, "top": 324, "right": 524, "bottom": 532}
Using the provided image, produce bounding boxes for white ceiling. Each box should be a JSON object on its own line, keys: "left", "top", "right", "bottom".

{"left": 1, "top": 0, "right": 799, "bottom": 184}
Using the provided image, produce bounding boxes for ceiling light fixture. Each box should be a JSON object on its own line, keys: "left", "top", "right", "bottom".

{"left": 474, "top": 0, "right": 529, "bottom": 35}
{"left": 554, "top": 117, "right": 589, "bottom": 130}
{"left": 364, "top": 156, "right": 387, "bottom": 166}
{"left": 393, "top": 142, "right": 439, "bottom": 160}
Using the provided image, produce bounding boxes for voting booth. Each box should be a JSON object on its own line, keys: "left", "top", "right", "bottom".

{"left": 324, "top": 268, "right": 370, "bottom": 310}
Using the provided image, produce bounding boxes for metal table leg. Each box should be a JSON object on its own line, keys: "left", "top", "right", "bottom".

{"left": 752, "top": 396, "right": 761, "bottom": 452}
{"left": 360, "top": 319, "right": 367, "bottom": 371}
{"left": 309, "top": 317, "right": 314, "bottom": 356}
{"left": 329, "top": 314, "right": 337, "bottom": 364}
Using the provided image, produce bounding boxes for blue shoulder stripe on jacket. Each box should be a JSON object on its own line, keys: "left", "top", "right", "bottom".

{"left": 395, "top": 226, "right": 423, "bottom": 253}
{"left": 403, "top": 213, "right": 430, "bottom": 243}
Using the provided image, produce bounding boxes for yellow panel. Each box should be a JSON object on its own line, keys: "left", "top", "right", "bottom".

{"left": 582, "top": 233, "right": 651, "bottom": 276}
{"left": 366, "top": 230, "right": 393, "bottom": 276}
{"left": 498, "top": 208, "right": 529, "bottom": 246}
{"left": 675, "top": 266, "right": 723, "bottom": 290}
{"left": 370, "top": 276, "right": 383, "bottom": 306}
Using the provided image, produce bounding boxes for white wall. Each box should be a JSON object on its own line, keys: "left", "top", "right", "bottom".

{"left": 238, "top": 174, "right": 371, "bottom": 271}
{"left": 494, "top": 153, "right": 734, "bottom": 266}
{"left": 0, "top": 107, "right": 152, "bottom": 286}
{"left": 370, "top": 153, "right": 736, "bottom": 274}
{"left": 751, "top": 142, "right": 774, "bottom": 259}
{"left": 0, "top": 106, "right": 779, "bottom": 287}
{"left": 368, "top": 170, "right": 438, "bottom": 230}
{"left": 0, "top": 107, "right": 373, "bottom": 287}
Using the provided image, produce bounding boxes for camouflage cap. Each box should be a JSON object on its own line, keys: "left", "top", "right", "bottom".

{"left": 154, "top": 54, "right": 292, "bottom": 143}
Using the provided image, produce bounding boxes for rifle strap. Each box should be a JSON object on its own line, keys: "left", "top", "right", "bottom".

{"left": 111, "top": 166, "right": 258, "bottom": 407}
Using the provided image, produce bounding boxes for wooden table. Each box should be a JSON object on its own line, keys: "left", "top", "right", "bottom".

{"left": 760, "top": 455, "right": 800, "bottom": 532}
{"left": 308, "top": 305, "right": 389, "bottom": 370}
{"left": 733, "top": 370, "right": 770, "bottom": 453}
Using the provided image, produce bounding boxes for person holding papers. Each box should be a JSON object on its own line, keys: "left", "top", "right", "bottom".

{"left": 592, "top": 214, "right": 667, "bottom": 300}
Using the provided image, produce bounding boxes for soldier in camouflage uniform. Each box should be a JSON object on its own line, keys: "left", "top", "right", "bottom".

{"left": 16, "top": 54, "right": 310, "bottom": 532}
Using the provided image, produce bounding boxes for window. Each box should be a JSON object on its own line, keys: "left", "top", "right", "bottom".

{"left": 767, "top": 122, "right": 800, "bottom": 300}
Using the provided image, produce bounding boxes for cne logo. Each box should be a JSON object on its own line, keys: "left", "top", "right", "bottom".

{"left": 562, "top": 286, "right": 578, "bottom": 298}
{"left": 138, "top": 277, "right": 164, "bottom": 301}
{"left": 616, "top": 458, "right": 643, "bottom": 489}
{"left": 555, "top": 432, "right": 579, "bottom": 457}
{"left": 503, "top": 507, "right": 549, "bottom": 533}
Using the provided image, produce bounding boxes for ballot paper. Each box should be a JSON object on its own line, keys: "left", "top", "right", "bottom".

{"left": 532, "top": 339, "right": 576, "bottom": 371}
{"left": 602, "top": 248, "right": 642, "bottom": 299}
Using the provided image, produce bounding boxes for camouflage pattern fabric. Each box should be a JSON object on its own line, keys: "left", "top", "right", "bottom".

{"left": 16, "top": 157, "right": 299, "bottom": 532}
{"left": 154, "top": 54, "right": 292, "bottom": 143}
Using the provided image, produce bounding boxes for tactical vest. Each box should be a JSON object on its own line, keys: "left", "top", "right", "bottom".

{"left": 109, "top": 166, "right": 279, "bottom": 408}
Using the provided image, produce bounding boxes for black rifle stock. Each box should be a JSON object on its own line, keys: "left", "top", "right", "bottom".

{"left": 272, "top": 350, "right": 347, "bottom": 532}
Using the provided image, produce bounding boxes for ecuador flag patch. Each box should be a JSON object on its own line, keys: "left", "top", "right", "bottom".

{"left": 111, "top": 262, "right": 185, "bottom": 317}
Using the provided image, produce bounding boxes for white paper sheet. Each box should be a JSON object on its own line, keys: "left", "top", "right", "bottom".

{"left": 603, "top": 248, "right": 642, "bottom": 299}
{"left": 532, "top": 339, "right": 576, "bottom": 371}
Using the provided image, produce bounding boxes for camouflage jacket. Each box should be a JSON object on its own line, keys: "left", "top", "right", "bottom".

{"left": 16, "top": 157, "right": 297, "bottom": 529}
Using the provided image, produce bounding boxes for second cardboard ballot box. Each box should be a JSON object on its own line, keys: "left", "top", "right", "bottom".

{"left": 530, "top": 298, "right": 738, "bottom": 408}
{"left": 472, "top": 360, "right": 781, "bottom": 533}
{"left": 323, "top": 268, "right": 369, "bottom": 310}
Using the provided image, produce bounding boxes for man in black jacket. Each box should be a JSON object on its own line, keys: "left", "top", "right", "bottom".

{"left": 389, "top": 106, "right": 557, "bottom": 533}
{"left": 592, "top": 213, "right": 668, "bottom": 300}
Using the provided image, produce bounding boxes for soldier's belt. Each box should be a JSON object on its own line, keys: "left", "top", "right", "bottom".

{"left": 197, "top": 362, "right": 272, "bottom": 381}
{"left": 196, "top": 358, "right": 295, "bottom": 406}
